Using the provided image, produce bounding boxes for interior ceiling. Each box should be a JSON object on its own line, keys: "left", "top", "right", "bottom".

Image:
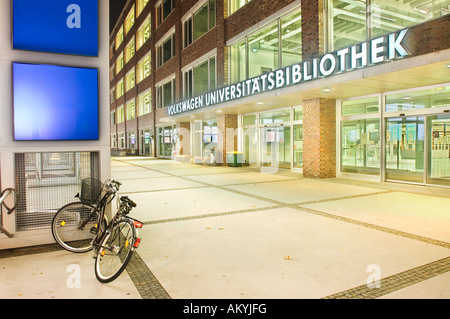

{"left": 160, "top": 55, "right": 450, "bottom": 124}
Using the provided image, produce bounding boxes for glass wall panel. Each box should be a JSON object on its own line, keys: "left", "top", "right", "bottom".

{"left": 386, "top": 86, "right": 450, "bottom": 112}
{"left": 293, "top": 124, "right": 303, "bottom": 168}
{"left": 342, "top": 97, "right": 379, "bottom": 116}
{"left": 385, "top": 117, "right": 424, "bottom": 183}
{"left": 259, "top": 109, "right": 290, "bottom": 124}
{"left": 193, "top": 60, "right": 209, "bottom": 96}
{"left": 329, "top": 0, "right": 367, "bottom": 50}
{"left": 193, "top": 2, "right": 209, "bottom": 41}
{"left": 371, "top": 0, "right": 450, "bottom": 38}
{"left": 229, "top": 39, "right": 246, "bottom": 83}
{"left": 427, "top": 115, "right": 450, "bottom": 186}
{"left": 281, "top": 10, "right": 302, "bottom": 67}
{"left": 261, "top": 126, "right": 291, "bottom": 169}
{"left": 248, "top": 22, "right": 279, "bottom": 78}
{"left": 243, "top": 127, "right": 257, "bottom": 164}
{"left": 342, "top": 119, "right": 380, "bottom": 175}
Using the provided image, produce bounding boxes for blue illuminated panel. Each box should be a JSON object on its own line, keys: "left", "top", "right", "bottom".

{"left": 13, "top": 0, "right": 98, "bottom": 56}
{"left": 13, "top": 63, "right": 99, "bottom": 141}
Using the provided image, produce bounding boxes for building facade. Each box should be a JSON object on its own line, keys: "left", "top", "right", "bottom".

{"left": 110, "top": 0, "right": 450, "bottom": 187}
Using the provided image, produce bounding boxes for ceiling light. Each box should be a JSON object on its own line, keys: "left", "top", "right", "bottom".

{"left": 257, "top": 102, "right": 264, "bottom": 105}
{"left": 322, "top": 88, "right": 331, "bottom": 93}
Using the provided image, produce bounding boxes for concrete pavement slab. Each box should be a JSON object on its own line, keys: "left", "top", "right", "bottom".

{"left": 0, "top": 249, "right": 141, "bottom": 299}
{"left": 137, "top": 207, "right": 450, "bottom": 299}
{"left": 302, "top": 192, "right": 450, "bottom": 243}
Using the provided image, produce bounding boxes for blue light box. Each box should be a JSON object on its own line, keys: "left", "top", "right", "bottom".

{"left": 13, "top": 63, "right": 99, "bottom": 141}
{"left": 13, "top": 0, "right": 98, "bottom": 56}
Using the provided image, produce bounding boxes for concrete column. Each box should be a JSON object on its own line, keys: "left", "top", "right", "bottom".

{"left": 303, "top": 98, "right": 336, "bottom": 178}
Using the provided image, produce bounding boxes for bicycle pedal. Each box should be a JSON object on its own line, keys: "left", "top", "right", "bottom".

{"left": 89, "top": 226, "right": 98, "bottom": 235}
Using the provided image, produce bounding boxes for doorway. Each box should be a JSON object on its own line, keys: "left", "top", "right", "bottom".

{"left": 385, "top": 114, "right": 450, "bottom": 186}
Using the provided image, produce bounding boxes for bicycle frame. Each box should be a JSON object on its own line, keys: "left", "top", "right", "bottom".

{"left": 0, "top": 189, "right": 19, "bottom": 238}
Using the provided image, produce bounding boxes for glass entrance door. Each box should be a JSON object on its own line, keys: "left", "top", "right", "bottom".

{"left": 427, "top": 115, "right": 450, "bottom": 186}
{"left": 261, "top": 125, "right": 291, "bottom": 169}
{"left": 385, "top": 117, "right": 424, "bottom": 183}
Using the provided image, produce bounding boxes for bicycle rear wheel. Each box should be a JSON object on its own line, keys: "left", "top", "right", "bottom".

{"left": 52, "top": 202, "right": 101, "bottom": 253}
{"left": 95, "top": 219, "right": 135, "bottom": 283}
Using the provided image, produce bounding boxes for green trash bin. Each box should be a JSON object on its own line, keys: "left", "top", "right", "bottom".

{"left": 226, "top": 151, "right": 243, "bottom": 167}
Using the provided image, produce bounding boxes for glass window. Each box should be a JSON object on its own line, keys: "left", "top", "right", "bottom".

{"left": 293, "top": 124, "right": 303, "bottom": 168}
{"left": 259, "top": 110, "right": 290, "bottom": 124}
{"left": 229, "top": 39, "right": 246, "bottom": 83}
{"left": 157, "top": 33, "right": 175, "bottom": 67}
{"left": 184, "top": 17, "right": 193, "bottom": 47}
{"left": 341, "top": 119, "right": 380, "bottom": 175}
{"left": 386, "top": 86, "right": 450, "bottom": 112}
{"left": 328, "top": 0, "right": 367, "bottom": 51}
{"left": 281, "top": 10, "right": 302, "bottom": 67}
{"left": 125, "top": 68, "right": 135, "bottom": 91}
{"left": 115, "top": 52, "right": 124, "bottom": 75}
{"left": 126, "top": 99, "right": 136, "bottom": 120}
{"left": 117, "top": 105, "right": 125, "bottom": 123}
{"left": 184, "top": 56, "right": 216, "bottom": 98}
{"left": 137, "top": 15, "right": 151, "bottom": 50}
{"left": 137, "top": 0, "right": 149, "bottom": 17}
{"left": 243, "top": 114, "right": 256, "bottom": 126}
{"left": 328, "top": 0, "right": 450, "bottom": 51}
{"left": 293, "top": 107, "right": 303, "bottom": 121}
{"left": 229, "top": 0, "right": 252, "bottom": 16}
{"left": 228, "top": 8, "right": 301, "bottom": 82}
{"left": 115, "top": 26, "right": 124, "bottom": 50}
{"left": 139, "top": 90, "right": 152, "bottom": 115}
{"left": 371, "top": 0, "right": 450, "bottom": 38}
{"left": 137, "top": 53, "right": 151, "bottom": 83}
{"left": 124, "top": 6, "right": 135, "bottom": 35}
{"left": 157, "top": 78, "right": 175, "bottom": 109}
{"left": 342, "top": 97, "right": 379, "bottom": 116}
{"left": 125, "top": 37, "right": 135, "bottom": 64}
{"left": 248, "top": 22, "right": 279, "bottom": 78}
{"left": 116, "top": 79, "right": 124, "bottom": 99}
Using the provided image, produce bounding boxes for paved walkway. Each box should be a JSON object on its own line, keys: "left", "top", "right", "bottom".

{"left": 1, "top": 156, "right": 450, "bottom": 299}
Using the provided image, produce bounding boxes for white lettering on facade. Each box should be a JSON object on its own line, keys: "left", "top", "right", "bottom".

{"left": 167, "top": 29, "right": 410, "bottom": 115}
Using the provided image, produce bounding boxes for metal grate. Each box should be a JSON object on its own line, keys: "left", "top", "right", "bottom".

{"left": 14, "top": 152, "right": 100, "bottom": 231}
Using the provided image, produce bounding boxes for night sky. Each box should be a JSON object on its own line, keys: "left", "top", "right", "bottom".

{"left": 110, "top": 0, "right": 127, "bottom": 32}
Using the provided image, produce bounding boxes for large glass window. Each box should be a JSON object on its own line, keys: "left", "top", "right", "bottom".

{"left": 126, "top": 99, "right": 136, "bottom": 120}
{"left": 328, "top": 0, "right": 450, "bottom": 51}
{"left": 138, "top": 90, "right": 152, "bottom": 116}
{"left": 386, "top": 86, "right": 450, "bottom": 112}
{"left": 229, "top": 39, "right": 246, "bottom": 83}
{"left": 281, "top": 10, "right": 302, "bottom": 67}
{"left": 343, "top": 96, "right": 379, "bottom": 116}
{"left": 248, "top": 22, "right": 279, "bottom": 78}
{"left": 228, "top": 8, "right": 301, "bottom": 82}
{"left": 157, "top": 33, "right": 175, "bottom": 67}
{"left": 342, "top": 119, "right": 380, "bottom": 175}
{"left": 137, "top": 0, "right": 149, "bottom": 17}
{"left": 228, "top": 0, "right": 252, "bottom": 16}
{"left": 125, "top": 68, "right": 135, "bottom": 92}
{"left": 137, "top": 15, "right": 151, "bottom": 50}
{"left": 156, "top": 77, "right": 176, "bottom": 109}
{"left": 125, "top": 37, "right": 135, "bottom": 64}
{"left": 124, "top": 6, "right": 135, "bottom": 35}
{"left": 137, "top": 53, "right": 151, "bottom": 83}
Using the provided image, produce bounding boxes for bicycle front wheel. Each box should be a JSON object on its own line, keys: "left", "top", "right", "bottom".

{"left": 52, "top": 202, "right": 100, "bottom": 253}
{"left": 95, "top": 219, "right": 135, "bottom": 283}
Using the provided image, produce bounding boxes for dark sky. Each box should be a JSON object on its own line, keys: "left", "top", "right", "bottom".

{"left": 110, "top": 0, "right": 127, "bottom": 32}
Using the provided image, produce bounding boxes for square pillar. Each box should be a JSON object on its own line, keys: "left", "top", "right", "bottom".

{"left": 303, "top": 98, "right": 336, "bottom": 178}
{"left": 175, "top": 122, "right": 190, "bottom": 161}
{"left": 217, "top": 114, "right": 238, "bottom": 164}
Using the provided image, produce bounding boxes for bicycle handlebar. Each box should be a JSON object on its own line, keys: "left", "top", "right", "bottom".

{"left": 0, "top": 188, "right": 19, "bottom": 215}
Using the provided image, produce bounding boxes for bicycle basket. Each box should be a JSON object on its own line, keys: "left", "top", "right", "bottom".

{"left": 80, "top": 178, "right": 104, "bottom": 205}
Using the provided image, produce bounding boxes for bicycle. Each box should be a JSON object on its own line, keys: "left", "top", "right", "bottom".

{"left": 51, "top": 178, "right": 143, "bottom": 283}
{"left": 0, "top": 188, "right": 19, "bottom": 238}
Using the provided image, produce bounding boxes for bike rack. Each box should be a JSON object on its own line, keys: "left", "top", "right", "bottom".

{"left": 0, "top": 188, "right": 19, "bottom": 238}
